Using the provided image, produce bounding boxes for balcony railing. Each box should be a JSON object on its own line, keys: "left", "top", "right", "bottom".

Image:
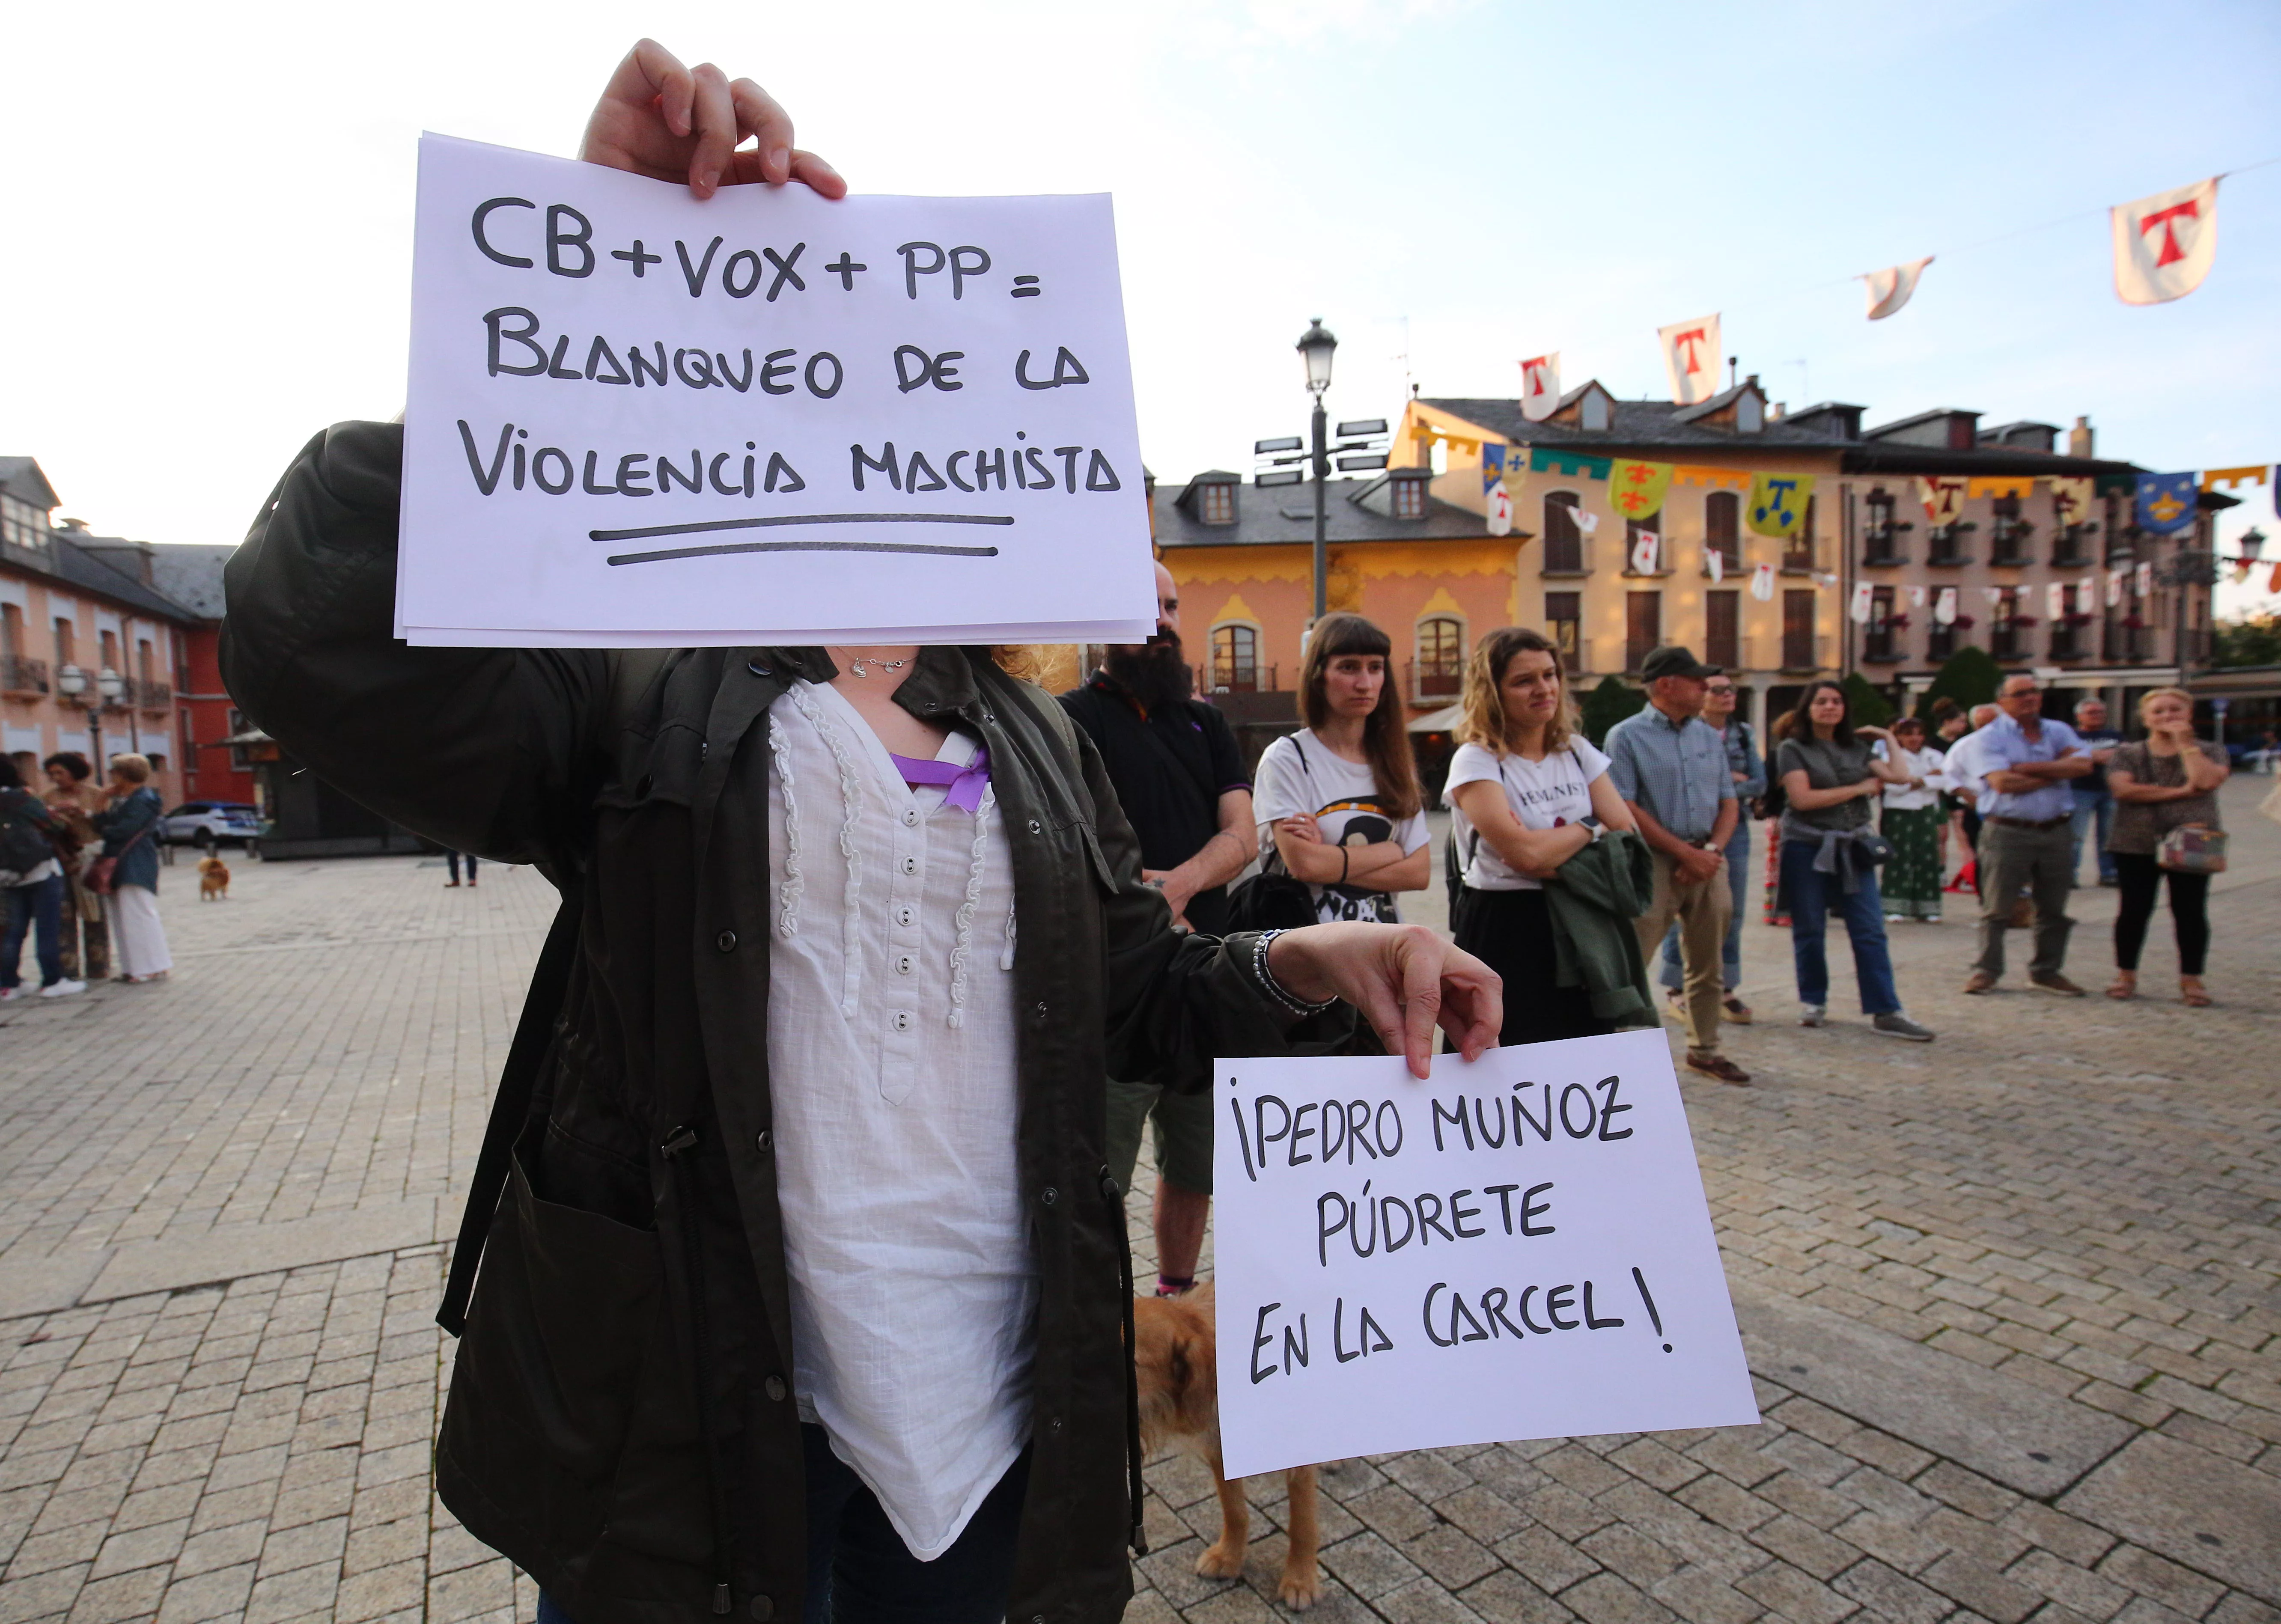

{"left": 1202, "top": 663, "right": 1280, "bottom": 695}
{"left": 1860, "top": 525, "right": 1909, "bottom": 567}
{"left": 1408, "top": 658, "right": 1462, "bottom": 702}
{"left": 1926, "top": 523, "right": 1977, "bottom": 566}
{"left": 1749, "top": 633, "right": 1826, "bottom": 674}
{"left": 1987, "top": 518, "right": 2035, "bottom": 567}
{"left": 1781, "top": 542, "right": 1816, "bottom": 575}
{"left": 129, "top": 678, "right": 174, "bottom": 711}
{"left": 2048, "top": 622, "right": 2089, "bottom": 661}
{"left": 2051, "top": 525, "right": 2095, "bottom": 568}
{"left": 0, "top": 654, "right": 50, "bottom": 696}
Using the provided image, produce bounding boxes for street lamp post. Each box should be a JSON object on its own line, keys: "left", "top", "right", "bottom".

{"left": 1297, "top": 319, "right": 1338, "bottom": 623}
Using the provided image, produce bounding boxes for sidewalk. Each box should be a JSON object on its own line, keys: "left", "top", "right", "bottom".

{"left": 0, "top": 780, "right": 2274, "bottom": 1624}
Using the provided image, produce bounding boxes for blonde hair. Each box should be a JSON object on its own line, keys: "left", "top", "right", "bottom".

{"left": 2136, "top": 686, "right": 2193, "bottom": 722}
{"left": 108, "top": 753, "right": 152, "bottom": 785}
{"left": 1459, "top": 627, "right": 1575, "bottom": 756}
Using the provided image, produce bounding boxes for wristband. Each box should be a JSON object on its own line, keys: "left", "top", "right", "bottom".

{"left": 1338, "top": 847, "right": 1350, "bottom": 885}
{"left": 1253, "top": 929, "right": 1339, "bottom": 1017}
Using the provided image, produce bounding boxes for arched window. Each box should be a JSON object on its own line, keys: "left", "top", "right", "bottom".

{"left": 1705, "top": 491, "right": 1740, "bottom": 573}
{"left": 1542, "top": 491, "right": 1582, "bottom": 572}
{"left": 1211, "top": 623, "right": 1259, "bottom": 692}
{"left": 1415, "top": 616, "right": 1463, "bottom": 698}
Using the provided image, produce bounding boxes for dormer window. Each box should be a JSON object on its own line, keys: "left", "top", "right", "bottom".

{"left": 1392, "top": 475, "right": 1427, "bottom": 520}
{"left": 0, "top": 494, "right": 51, "bottom": 553}
{"left": 1200, "top": 483, "right": 1234, "bottom": 525}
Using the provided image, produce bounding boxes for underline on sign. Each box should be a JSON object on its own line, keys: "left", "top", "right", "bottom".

{"left": 597, "top": 512, "right": 1012, "bottom": 565}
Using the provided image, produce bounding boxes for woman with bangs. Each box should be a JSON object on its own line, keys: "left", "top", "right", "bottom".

{"left": 1251, "top": 613, "right": 1433, "bottom": 925}
{"left": 1444, "top": 627, "right": 1639, "bottom": 1046}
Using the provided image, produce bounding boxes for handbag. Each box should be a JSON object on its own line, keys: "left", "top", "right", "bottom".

{"left": 86, "top": 818, "right": 155, "bottom": 896}
{"left": 2156, "top": 824, "right": 2227, "bottom": 875}
{"left": 1227, "top": 735, "right": 1325, "bottom": 932}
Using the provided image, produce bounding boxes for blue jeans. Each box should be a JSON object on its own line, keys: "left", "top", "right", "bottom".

{"left": 1660, "top": 822, "right": 1749, "bottom": 993}
{"left": 538, "top": 1424, "right": 1029, "bottom": 1624}
{"left": 2, "top": 874, "right": 65, "bottom": 990}
{"left": 2069, "top": 793, "right": 2114, "bottom": 883}
{"left": 1780, "top": 840, "right": 1900, "bottom": 1015}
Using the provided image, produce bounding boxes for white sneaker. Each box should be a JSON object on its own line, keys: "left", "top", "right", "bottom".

{"left": 1799, "top": 1004, "right": 1826, "bottom": 1027}
{"left": 0, "top": 986, "right": 18, "bottom": 1001}
{"left": 39, "top": 979, "right": 87, "bottom": 999}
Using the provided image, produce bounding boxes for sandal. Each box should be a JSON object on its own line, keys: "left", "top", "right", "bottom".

{"left": 2180, "top": 979, "right": 2211, "bottom": 1008}
{"left": 2104, "top": 975, "right": 2136, "bottom": 1000}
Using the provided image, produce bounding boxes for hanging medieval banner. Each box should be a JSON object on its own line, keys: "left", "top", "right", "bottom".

{"left": 2048, "top": 477, "right": 2093, "bottom": 529}
{"left": 1967, "top": 475, "right": 2035, "bottom": 501}
{"left": 1934, "top": 586, "right": 1958, "bottom": 626}
{"left": 2199, "top": 465, "right": 2268, "bottom": 494}
{"left": 1746, "top": 472, "right": 1814, "bottom": 538}
{"left": 2135, "top": 472, "right": 2198, "bottom": 535}
{"left": 1918, "top": 476, "right": 1968, "bottom": 527}
{"left": 2135, "top": 561, "right": 2154, "bottom": 598}
{"left": 1908, "top": 586, "right": 1927, "bottom": 608}
{"left": 1849, "top": 583, "right": 1873, "bottom": 624}
{"left": 2046, "top": 581, "right": 2067, "bottom": 621}
{"left": 1629, "top": 530, "right": 1662, "bottom": 576}
{"left": 1531, "top": 447, "right": 1613, "bottom": 480}
{"left": 1671, "top": 465, "right": 1751, "bottom": 491}
{"left": 1750, "top": 562, "right": 1775, "bottom": 602}
{"left": 1860, "top": 256, "right": 1933, "bottom": 320}
{"left": 1706, "top": 548, "right": 1725, "bottom": 584}
{"left": 2105, "top": 570, "right": 2123, "bottom": 609}
{"left": 1575, "top": 506, "right": 1602, "bottom": 535}
{"left": 1608, "top": 459, "right": 1674, "bottom": 521}
{"left": 2112, "top": 177, "right": 2219, "bottom": 305}
{"left": 1657, "top": 313, "right": 1722, "bottom": 406}
{"left": 1520, "top": 354, "right": 1562, "bottom": 422}
{"left": 2078, "top": 575, "right": 2096, "bottom": 613}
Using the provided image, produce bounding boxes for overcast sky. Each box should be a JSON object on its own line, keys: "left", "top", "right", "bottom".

{"left": 6, "top": 0, "right": 2278, "bottom": 616}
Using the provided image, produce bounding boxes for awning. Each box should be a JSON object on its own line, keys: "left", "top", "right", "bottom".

{"left": 1408, "top": 702, "right": 1464, "bottom": 734}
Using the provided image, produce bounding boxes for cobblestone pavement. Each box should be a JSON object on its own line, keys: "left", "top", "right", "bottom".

{"left": 0, "top": 779, "right": 2275, "bottom": 1624}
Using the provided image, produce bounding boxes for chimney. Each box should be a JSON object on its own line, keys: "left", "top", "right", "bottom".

{"left": 2068, "top": 416, "right": 2094, "bottom": 458}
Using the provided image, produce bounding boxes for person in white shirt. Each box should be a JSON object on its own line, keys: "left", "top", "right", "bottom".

{"left": 1872, "top": 715, "right": 1947, "bottom": 921}
{"left": 1442, "top": 627, "right": 1639, "bottom": 1045}
{"left": 1252, "top": 614, "right": 1432, "bottom": 925}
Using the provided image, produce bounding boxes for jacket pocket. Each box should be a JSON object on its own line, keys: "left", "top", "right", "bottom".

{"left": 439, "top": 1146, "right": 665, "bottom": 1556}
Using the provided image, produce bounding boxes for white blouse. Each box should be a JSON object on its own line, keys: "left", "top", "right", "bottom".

{"left": 763, "top": 678, "right": 1032, "bottom": 1561}
{"left": 1873, "top": 740, "right": 1947, "bottom": 812}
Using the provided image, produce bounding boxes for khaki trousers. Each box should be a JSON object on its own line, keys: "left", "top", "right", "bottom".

{"left": 1634, "top": 848, "right": 1733, "bottom": 1055}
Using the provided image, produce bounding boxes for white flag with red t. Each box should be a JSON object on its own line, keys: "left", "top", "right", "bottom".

{"left": 1860, "top": 256, "right": 1933, "bottom": 320}
{"left": 1631, "top": 530, "right": 1662, "bottom": 575}
{"left": 1658, "top": 314, "right": 1722, "bottom": 405}
{"left": 1750, "top": 562, "right": 1775, "bottom": 602}
{"left": 2112, "top": 178, "right": 2219, "bottom": 305}
{"left": 1519, "top": 353, "right": 1562, "bottom": 422}
{"left": 1849, "top": 583, "right": 1874, "bottom": 624}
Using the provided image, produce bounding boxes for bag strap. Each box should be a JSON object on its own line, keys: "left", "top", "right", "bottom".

{"left": 1260, "top": 735, "right": 1320, "bottom": 880}
{"left": 437, "top": 886, "right": 585, "bottom": 1336}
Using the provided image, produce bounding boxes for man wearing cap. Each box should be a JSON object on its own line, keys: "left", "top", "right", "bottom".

{"left": 1604, "top": 647, "right": 1749, "bottom": 1084}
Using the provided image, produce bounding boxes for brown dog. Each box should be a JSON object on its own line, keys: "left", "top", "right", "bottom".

{"left": 1133, "top": 1282, "right": 1321, "bottom": 1609}
{"left": 197, "top": 855, "right": 230, "bottom": 900}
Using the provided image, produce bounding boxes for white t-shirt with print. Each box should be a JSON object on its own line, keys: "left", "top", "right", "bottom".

{"left": 1441, "top": 738, "right": 1611, "bottom": 891}
{"left": 1252, "top": 731, "right": 1431, "bottom": 923}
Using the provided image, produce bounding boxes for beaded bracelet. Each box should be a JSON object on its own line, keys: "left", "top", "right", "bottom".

{"left": 1252, "top": 929, "right": 1339, "bottom": 1017}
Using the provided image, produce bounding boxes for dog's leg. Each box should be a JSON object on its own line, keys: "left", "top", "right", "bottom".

{"left": 1277, "top": 1466, "right": 1321, "bottom": 1609}
{"left": 1195, "top": 1451, "right": 1251, "bottom": 1581}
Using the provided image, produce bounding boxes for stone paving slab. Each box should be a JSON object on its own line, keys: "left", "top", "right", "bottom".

{"left": 0, "top": 778, "right": 2274, "bottom": 1624}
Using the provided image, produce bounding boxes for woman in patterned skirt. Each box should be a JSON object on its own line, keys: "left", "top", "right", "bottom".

{"left": 1875, "top": 716, "right": 1945, "bottom": 921}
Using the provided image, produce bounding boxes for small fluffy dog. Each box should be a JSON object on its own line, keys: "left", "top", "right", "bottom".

{"left": 1134, "top": 1282, "right": 1321, "bottom": 1609}
{"left": 197, "top": 855, "right": 230, "bottom": 901}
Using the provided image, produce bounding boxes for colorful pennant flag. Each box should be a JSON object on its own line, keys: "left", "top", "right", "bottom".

{"left": 1670, "top": 464, "right": 1751, "bottom": 491}
{"left": 1629, "top": 530, "right": 1662, "bottom": 575}
{"left": 1658, "top": 313, "right": 1722, "bottom": 406}
{"left": 1849, "top": 583, "right": 1874, "bottom": 624}
{"left": 1934, "top": 586, "right": 1958, "bottom": 626}
{"left": 1531, "top": 446, "right": 1613, "bottom": 480}
{"left": 1909, "top": 586, "right": 1926, "bottom": 608}
{"left": 1750, "top": 562, "right": 1775, "bottom": 602}
{"left": 2135, "top": 471, "right": 2198, "bottom": 535}
{"left": 1519, "top": 354, "right": 1562, "bottom": 423}
{"left": 1486, "top": 479, "right": 1513, "bottom": 537}
{"left": 1747, "top": 472, "right": 1814, "bottom": 538}
{"left": 1919, "top": 476, "right": 1968, "bottom": 527}
{"left": 1860, "top": 256, "right": 1933, "bottom": 320}
{"left": 2105, "top": 570, "right": 2123, "bottom": 608}
{"left": 1575, "top": 507, "right": 1602, "bottom": 535}
{"left": 2049, "top": 477, "right": 2093, "bottom": 528}
{"left": 1608, "top": 458, "right": 1674, "bottom": 519}
{"left": 1967, "top": 475, "right": 2036, "bottom": 501}
{"left": 2078, "top": 575, "right": 2096, "bottom": 614}
{"left": 2112, "top": 177, "right": 2219, "bottom": 305}
{"left": 1480, "top": 441, "right": 1506, "bottom": 494}
{"left": 2201, "top": 464, "right": 2269, "bottom": 493}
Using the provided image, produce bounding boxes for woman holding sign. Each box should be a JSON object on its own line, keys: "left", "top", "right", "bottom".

{"left": 218, "top": 41, "right": 1500, "bottom": 1624}
{"left": 1443, "top": 628, "right": 1643, "bottom": 1046}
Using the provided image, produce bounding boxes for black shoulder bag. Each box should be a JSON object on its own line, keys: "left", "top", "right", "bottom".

{"left": 1225, "top": 735, "right": 1320, "bottom": 932}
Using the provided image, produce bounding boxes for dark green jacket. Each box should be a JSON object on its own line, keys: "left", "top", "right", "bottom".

{"left": 1542, "top": 829, "right": 1656, "bottom": 1026}
{"left": 220, "top": 422, "right": 1324, "bottom": 1624}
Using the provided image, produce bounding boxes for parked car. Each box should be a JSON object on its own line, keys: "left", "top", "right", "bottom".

{"left": 160, "top": 802, "right": 264, "bottom": 848}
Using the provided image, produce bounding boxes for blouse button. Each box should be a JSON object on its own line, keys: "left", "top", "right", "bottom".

{"left": 764, "top": 1375, "right": 788, "bottom": 1402}
{"left": 891, "top": 1011, "right": 913, "bottom": 1032}
{"left": 902, "top": 808, "right": 919, "bottom": 827}
{"left": 894, "top": 955, "right": 914, "bottom": 976}
{"left": 900, "top": 855, "right": 918, "bottom": 876}
{"left": 896, "top": 907, "right": 916, "bottom": 928}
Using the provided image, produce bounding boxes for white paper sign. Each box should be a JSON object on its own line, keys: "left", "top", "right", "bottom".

{"left": 1212, "top": 1032, "right": 1758, "bottom": 1480}
{"left": 400, "top": 134, "right": 1156, "bottom": 648}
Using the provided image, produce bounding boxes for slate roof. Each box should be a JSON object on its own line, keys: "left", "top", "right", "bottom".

{"left": 46, "top": 534, "right": 202, "bottom": 622}
{"left": 1153, "top": 472, "right": 1498, "bottom": 549}
{"left": 144, "top": 544, "right": 235, "bottom": 620}
{"left": 1417, "top": 394, "right": 2142, "bottom": 479}
{"left": 0, "top": 457, "right": 62, "bottom": 512}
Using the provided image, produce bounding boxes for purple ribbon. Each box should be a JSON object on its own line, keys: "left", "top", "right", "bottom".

{"left": 890, "top": 744, "right": 991, "bottom": 814}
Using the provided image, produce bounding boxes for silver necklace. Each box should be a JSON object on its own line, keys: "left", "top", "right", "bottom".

{"left": 846, "top": 654, "right": 910, "bottom": 679}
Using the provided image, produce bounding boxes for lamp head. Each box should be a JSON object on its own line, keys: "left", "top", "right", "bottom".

{"left": 1297, "top": 318, "right": 1337, "bottom": 396}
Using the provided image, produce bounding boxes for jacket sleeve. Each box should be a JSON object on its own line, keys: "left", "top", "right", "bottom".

{"left": 93, "top": 791, "right": 158, "bottom": 846}
{"left": 1075, "top": 719, "right": 1350, "bottom": 1093}
{"left": 220, "top": 423, "right": 613, "bottom": 866}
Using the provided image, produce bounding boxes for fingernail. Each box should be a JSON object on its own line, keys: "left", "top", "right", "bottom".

{"left": 698, "top": 169, "right": 719, "bottom": 193}
{"left": 768, "top": 146, "right": 788, "bottom": 178}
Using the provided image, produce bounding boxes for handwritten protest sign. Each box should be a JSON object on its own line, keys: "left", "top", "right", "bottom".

{"left": 401, "top": 135, "right": 1156, "bottom": 648}
{"left": 1213, "top": 1031, "right": 1757, "bottom": 1479}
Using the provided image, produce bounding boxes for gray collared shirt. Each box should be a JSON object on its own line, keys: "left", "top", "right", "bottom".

{"left": 1605, "top": 704, "right": 1736, "bottom": 843}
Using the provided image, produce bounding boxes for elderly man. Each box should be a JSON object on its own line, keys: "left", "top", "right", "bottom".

{"left": 1962, "top": 675, "right": 2092, "bottom": 995}
{"left": 2068, "top": 696, "right": 2123, "bottom": 887}
{"left": 1060, "top": 561, "right": 1254, "bottom": 1297}
{"left": 1606, "top": 647, "right": 1748, "bottom": 1084}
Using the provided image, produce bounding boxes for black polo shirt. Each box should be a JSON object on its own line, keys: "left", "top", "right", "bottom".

{"left": 1058, "top": 672, "right": 1251, "bottom": 936}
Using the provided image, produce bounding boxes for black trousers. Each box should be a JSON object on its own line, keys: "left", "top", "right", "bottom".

{"left": 1453, "top": 885, "right": 1613, "bottom": 1047}
{"left": 2112, "top": 851, "right": 2211, "bottom": 976}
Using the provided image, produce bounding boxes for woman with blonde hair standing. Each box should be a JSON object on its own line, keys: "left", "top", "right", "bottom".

{"left": 1444, "top": 627, "right": 1642, "bottom": 1046}
{"left": 2105, "top": 687, "right": 2228, "bottom": 1005}
{"left": 91, "top": 754, "right": 171, "bottom": 983}
{"left": 1252, "top": 613, "right": 1432, "bottom": 925}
